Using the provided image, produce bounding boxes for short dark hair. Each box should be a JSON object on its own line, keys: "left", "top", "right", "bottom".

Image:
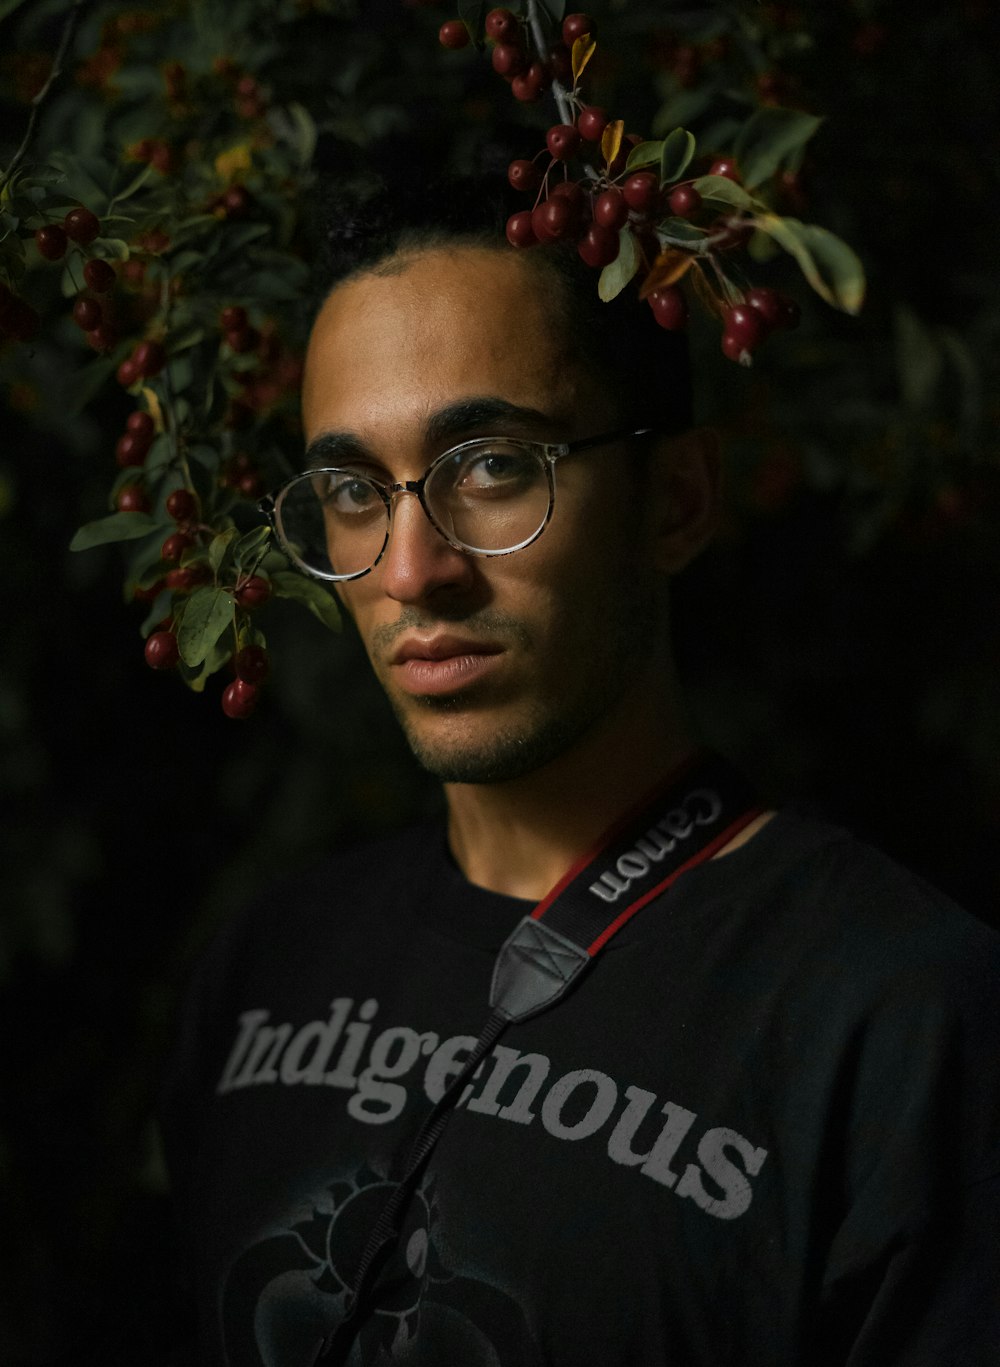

{"left": 309, "top": 172, "right": 693, "bottom": 436}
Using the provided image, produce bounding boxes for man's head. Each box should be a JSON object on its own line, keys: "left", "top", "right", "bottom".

{"left": 300, "top": 179, "right": 719, "bottom": 785}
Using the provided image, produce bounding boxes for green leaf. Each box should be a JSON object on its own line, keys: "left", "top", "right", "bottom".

{"left": 625, "top": 141, "right": 664, "bottom": 172}
{"left": 89, "top": 237, "right": 131, "bottom": 262}
{"left": 0, "top": 0, "right": 32, "bottom": 21}
{"left": 209, "top": 528, "right": 237, "bottom": 575}
{"left": 660, "top": 128, "right": 696, "bottom": 184}
{"left": 107, "top": 163, "right": 154, "bottom": 209}
{"left": 754, "top": 214, "right": 866, "bottom": 314}
{"left": 233, "top": 525, "right": 272, "bottom": 571}
{"left": 70, "top": 512, "right": 159, "bottom": 551}
{"left": 691, "top": 175, "right": 756, "bottom": 210}
{"left": 894, "top": 305, "right": 943, "bottom": 411}
{"left": 457, "top": 0, "right": 488, "bottom": 47}
{"left": 177, "top": 586, "right": 234, "bottom": 668}
{"left": 658, "top": 218, "right": 708, "bottom": 247}
{"left": 598, "top": 227, "right": 640, "bottom": 303}
{"left": 734, "top": 108, "right": 824, "bottom": 189}
{"left": 270, "top": 571, "right": 341, "bottom": 632}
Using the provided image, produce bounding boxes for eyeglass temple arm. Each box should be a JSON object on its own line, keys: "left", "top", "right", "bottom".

{"left": 560, "top": 426, "right": 656, "bottom": 457}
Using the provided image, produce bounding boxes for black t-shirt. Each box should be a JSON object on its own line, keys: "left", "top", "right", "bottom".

{"left": 160, "top": 808, "right": 1000, "bottom": 1365}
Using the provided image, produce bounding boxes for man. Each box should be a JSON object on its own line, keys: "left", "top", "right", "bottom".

{"left": 161, "top": 180, "right": 1000, "bottom": 1365}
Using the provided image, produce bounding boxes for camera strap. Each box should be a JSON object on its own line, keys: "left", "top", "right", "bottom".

{"left": 316, "top": 749, "right": 762, "bottom": 1364}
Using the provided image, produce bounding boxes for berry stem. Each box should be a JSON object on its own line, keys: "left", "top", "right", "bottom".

{"left": 525, "top": 0, "right": 574, "bottom": 126}
{"left": 0, "top": 0, "right": 90, "bottom": 196}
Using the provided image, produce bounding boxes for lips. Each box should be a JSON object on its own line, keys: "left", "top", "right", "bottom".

{"left": 388, "top": 634, "right": 504, "bottom": 696}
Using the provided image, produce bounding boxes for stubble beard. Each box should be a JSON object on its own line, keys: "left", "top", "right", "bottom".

{"left": 381, "top": 588, "right": 660, "bottom": 786}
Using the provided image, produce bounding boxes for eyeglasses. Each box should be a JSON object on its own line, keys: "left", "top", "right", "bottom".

{"left": 258, "top": 427, "right": 653, "bottom": 582}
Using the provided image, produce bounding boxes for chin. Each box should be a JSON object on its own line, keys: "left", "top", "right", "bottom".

{"left": 400, "top": 707, "right": 595, "bottom": 785}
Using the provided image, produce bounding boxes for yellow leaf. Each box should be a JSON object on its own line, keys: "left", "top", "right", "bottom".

{"left": 214, "top": 144, "right": 253, "bottom": 183}
{"left": 638, "top": 249, "right": 694, "bottom": 298}
{"left": 140, "top": 386, "right": 165, "bottom": 432}
{"left": 601, "top": 119, "right": 624, "bottom": 169}
{"left": 571, "top": 34, "right": 597, "bottom": 85}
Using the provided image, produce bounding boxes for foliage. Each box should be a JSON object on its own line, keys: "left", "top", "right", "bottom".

{"left": 1, "top": 0, "right": 998, "bottom": 1358}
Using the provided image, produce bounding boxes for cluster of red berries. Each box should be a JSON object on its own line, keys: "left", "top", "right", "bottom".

{"left": 439, "top": 8, "right": 593, "bottom": 101}
{"left": 115, "top": 409, "right": 156, "bottom": 468}
{"left": 436, "top": 7, "right": 805, "bottom": 363}
{"left": 116, "top": 337, "right": 167, "bottom": 387}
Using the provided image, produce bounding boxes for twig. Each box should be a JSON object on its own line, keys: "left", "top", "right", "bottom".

{"left": 0, "top": 0, "right": 91, "bottom": 197}
{"left": 525, "top": 0, "right": 574, "bottom": 126}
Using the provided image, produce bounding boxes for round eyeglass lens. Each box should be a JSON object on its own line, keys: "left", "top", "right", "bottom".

{"left": 425, "top": 440, "right": 551, "bottom": 553}
{"left": 277, "top": 469, "right": 389, "bottom": 579}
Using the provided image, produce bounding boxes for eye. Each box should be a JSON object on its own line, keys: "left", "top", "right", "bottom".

{"left": 315, "top": 471, "right": 382, "bottom": 516}
{"left": 451, "top": 444, "right": 540, "bottom": 495}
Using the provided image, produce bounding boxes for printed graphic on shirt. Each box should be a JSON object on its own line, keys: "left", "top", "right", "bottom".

{"left": 221, "top": 1165, "right": 540, "bottom": 1365}
{"left": 216, "top": 996, "right": 769, "bottom": 1222}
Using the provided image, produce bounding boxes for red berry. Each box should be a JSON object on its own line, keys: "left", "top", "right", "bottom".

{"left": 117, "top": 358, "right": 141, "bottom": 388}
{"left": 222, "top": 677, "right": 258, "bottom": 719}
{"left": 126, "top": 410, "right": 155, "bottom": 441}
{"left": 165, "top": 564, "right": 210, "bottom": 592}
{"left": 438, "top": 19, "right": 469, "bottom": 49}
{"left": 562, "top": 12, "right": 596, "bottom": 44}
{"left": 546, "top": 124, "right": 580, "bottom": 161}
{"left": 166, "top": 488, "right": 197, "bottom": 521}
{"left": 86, "top": 323, "right": 118, "bottom": 353}
{"left": 485, "top": 7, "right": 518, "bottom": 41}
{"left": 512, "top": 62, "right": 549, "bottom": 101}
{"left": 648, "top": 286, "right": 689, "bottom": 331}
{"left": 622, "top": 172, "right": 660, "bottom": 213}
{"left": 83, "top": 258, "right": 116, "bottom": 292}
{"left": 492, "top": 42, "right": 526, "bottom": 78}
{"left": 508, "top": 159, "right": 541, "bottom": 194}
{"left": 749, "top": 289, "right": 800, "bottom": 331}
{"left": 161, "top": 531, "right": 194, "bottom": 563}
{"left": 577, "top": 223, "right": 620, "bottom": 269}
{"left": 238, "top": 471, "right": 263, "bottom": 498}
{"left": 505, "top": 211, "right": 537, "bottom": 248}
{"left": 234, "top": 575, "right": 271, "bottom": 609}
{"left": 220, "top": 304, "right": 247, "bottom": 330}
{"left": 723, "top": 304, "right": 767, "bottom": 352}
{"left": 235, "top": 644, "right": 269, "bottom": 684}
{"left": 577, "top": 106, "right": 607, "bottom": 142}
{"left": 550, "top": 180, "right": 585, "bottom": 210}
{"left": 63, "top": 207, "right": 100, "bottom": 245}
{"left": 594, "top": 188, "right": 628, "bottom": 231}
{"left": 532, "top": 197, "right": 577, "bottom": 243}
{"left": 144, "top": 630, "right": 180, "bottom": 670}
{"left": 72, "top": 296, "right": 102, "bottom": 331}
{"left": 668, "top": 184, "right": 702, "bottom": 218}
{"left": 226, "top": 326, "right": 259, "bottom": 354}
{"left": 547, "top": 42, "right": 572, "bottom": 84}
{"left": 117, "top": 485, "right": 150, "bottom": 513}
{"left": 222, "top": 185, "right": 252, "bottom": 218}
{"left": 133, "top": 579, "right": 166, "bottom": 603}
{"left": 115, "top": 433, "right": 147, "bottom": 468}
{"left": 721, "top": 332, "right": 752, "bottom": 365}
{"left": 133, "top": 339, "right": 167, "bottom": 377}
{"left": 35, "top": 224, "right": 68, "bottom": 260}
{"left": 708, "top": 158, "right": 741, "bottom": 183}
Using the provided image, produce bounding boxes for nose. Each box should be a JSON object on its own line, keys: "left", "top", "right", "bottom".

{"left": 376, "top": 488, "right": 475, "bottom": 604}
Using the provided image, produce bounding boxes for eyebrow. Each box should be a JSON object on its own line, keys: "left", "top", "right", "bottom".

{"left": 303, "top": 396, "right": 564, "bottom": 471}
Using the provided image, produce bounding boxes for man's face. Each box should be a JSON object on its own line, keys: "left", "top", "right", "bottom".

{"left": 301, "top": 245, "right": 669, "bottom": 784}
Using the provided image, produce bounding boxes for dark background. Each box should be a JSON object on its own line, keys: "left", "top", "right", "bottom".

{"left": 1, "top": 0, "right": 998, "bottom": 1359}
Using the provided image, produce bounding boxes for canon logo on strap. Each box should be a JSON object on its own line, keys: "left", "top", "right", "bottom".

{"left": 587, "top": 788, "right": 724, "bottom": 904}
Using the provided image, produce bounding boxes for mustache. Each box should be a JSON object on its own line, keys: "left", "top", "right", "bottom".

{"left": 369, "top": 607, "right": 531, "bottom": 659}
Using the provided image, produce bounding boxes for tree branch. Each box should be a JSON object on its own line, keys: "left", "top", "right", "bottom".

{"left": 0, "top": 0, "right": 91, "bottom": 196}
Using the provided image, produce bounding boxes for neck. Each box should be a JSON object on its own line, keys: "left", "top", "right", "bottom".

{"left": 445, "top": 671, "right": 698, "bottom": 901}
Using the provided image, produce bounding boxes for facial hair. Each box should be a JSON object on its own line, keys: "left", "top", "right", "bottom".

{"left": 369, "top": 571, "right": 660, "bottom": 786}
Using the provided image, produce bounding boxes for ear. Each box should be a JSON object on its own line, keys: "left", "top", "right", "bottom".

{"left": 646, "top": 427, "right": 722, "bottom": 575}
